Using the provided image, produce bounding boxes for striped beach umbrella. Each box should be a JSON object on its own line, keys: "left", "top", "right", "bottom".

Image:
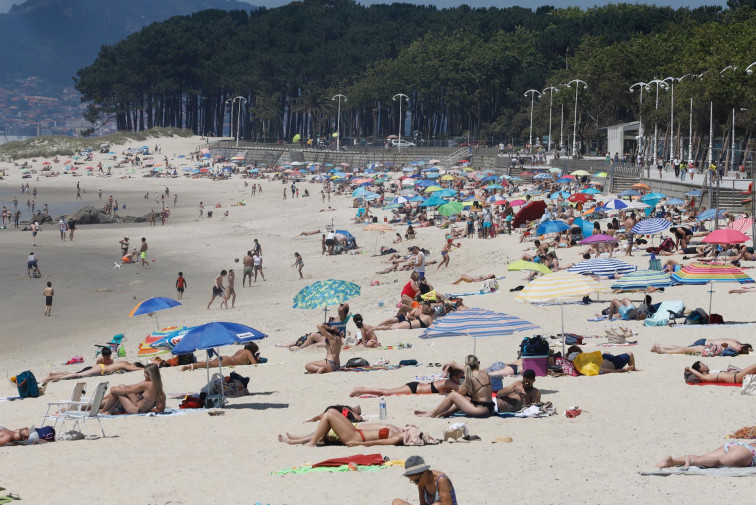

{"left": 671, "top": 263, "right": 754, "bottom": 315}
{"left": 702, "top": 229, "right": 749, "bottom": 244}
{"left": 610, "top": 270, "right": 674, "bottom": 292}
{"left": 728, "top": 217, "right": 753, "bottom": 235}
{"left": 516, "top": 272, "right": 608, "bottom": 354}
{"left": 568, "top": 258, "right": 637, "bottom": 278}
{"left": 632, "top": 218, "right": 672, "bottom": 235}
{"left": 599, "top": 199, "right": 627, "bottom": 210}
{"left": 419, "top": 308, "right": 539, "bottom": 340}
{"left": 696, "top": 208, "right": 728, "bottom": 222}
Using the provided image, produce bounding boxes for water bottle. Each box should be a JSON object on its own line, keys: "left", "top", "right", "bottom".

{"left": 379, "top": 396, "right": 387, "bottom": 420}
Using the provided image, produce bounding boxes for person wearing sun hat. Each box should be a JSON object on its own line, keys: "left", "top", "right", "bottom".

{"left": 393, "top": 455, "right": 458, "bottom": 505}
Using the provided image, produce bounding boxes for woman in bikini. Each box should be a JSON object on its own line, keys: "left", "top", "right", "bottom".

{"left": 375, "top": 305, "right": 434, "bottom": 331}
{"left": 180, "top": 342, "right": 260, "bottom": 371}
{"left": 305, "top": 323, "right": 343, "bottom": 373}
{"left": 100, "top": 363, "right": 166, "bottom": 414}
{"left": 278, "top": 409, "right": 404, "bottom": 447}
{"left": 451, "top": 273, "right": 496, "bottom": 284}
{"left": 353, "top": 314, "right": 380, "bottom": 348}
{"left": 684, "top": 361, "right": 756, "bottom": 384}
{"left": 397, "top": 271, "right": 421, "bottom": 316}
{"left": 42, "top": 361, "right": 145, "bottom": 382}
{"left": 652, "top": 339, "right": 752, "bottom": 356}
{"left": 220, "top": 269, "right": 236, "bottom": 309}
{"left": 349, "top": 369, "right": 463, "bottom": 397}
{"left": 656, "top": 441, "right": 756, "bottom": 469}
{"left": 277, "top": 304, "right": 350, "bottom": 351}
{"left": 414, "top": 355, "right": 494, "bottom": 418}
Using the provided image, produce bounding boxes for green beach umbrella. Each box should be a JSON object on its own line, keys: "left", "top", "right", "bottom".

{"left": 293, "top": 279, "right": 361, "bottom": 321}
{"left": 438, "top": 201, "right": 464, "bottom": 216}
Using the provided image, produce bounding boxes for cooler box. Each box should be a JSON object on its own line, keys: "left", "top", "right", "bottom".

{"left": 522, "top": 355, "right": 548, "bottom": 377}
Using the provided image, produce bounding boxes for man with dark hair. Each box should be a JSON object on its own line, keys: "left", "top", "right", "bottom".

{"left": 207, "top": 270, "right": 227, "bottom": 310}
{"left": 495, "top": 370, "right": 541, "bottom": 413}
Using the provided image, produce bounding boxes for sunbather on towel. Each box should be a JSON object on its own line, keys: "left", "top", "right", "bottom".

{"left": 415, "top": 355, "right": 494, "bottom": 418}
{"left": 0, "top": 427, "right": 29, "bottom": 446}
{"left": 684, "top": 361, "right": 756, "bottom": 384}
{"left": 605, "top": 298, "right": 648, "bottom": 321}
{"left": 451, "top": 273, "right": 496, "bottom": 284}
{"left": 42, "top": 361, "right": 145, "bottom": 382}
{"left": 567, "top": 346, "right": 637, "bottom": 373}
{"left": 496, "top": 370, "right": 541, "bottom": 412}
{"left": 278, "top": 410, "right": 404, "bottom": 447}
{"left": 180, "top": 342, "right": 260, "bottom": 371}
{"left": 375, "top": 305, "right": 434, "bottom": 330}
{"left": 652, "top": 339, "right": 752, "bottom": 356}
{"left": 100, "top": 363, "right": 166, "bottom": 414}
{"left": 305, "top": 405, "right": 363, "bottom": 423}
{"left": 656, "top": 441, "right": 756, "bottom": 469}
{"left": 349, "top": 369, "right": 463, "bottom": 397}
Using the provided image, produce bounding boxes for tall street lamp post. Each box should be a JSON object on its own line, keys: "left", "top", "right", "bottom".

{"left": 542, "top": 86, "right": 559, "bottom": 154}
{"left": 226, "top": 96, "right": 246, "bottom": 147}
{"left": 565, "top": 79, "right": 587, "bottom": 159}
{"left": 524, "top": 89, "right": 541, "bottom": 153}
{"left": 332, "top": 94, "right": 347, "bottom": 151}
{"left": 392, "top": 93, "right": 409, "bottom": 152}
{"left": 629, "top": 82, "right": 650, "bottom": 164}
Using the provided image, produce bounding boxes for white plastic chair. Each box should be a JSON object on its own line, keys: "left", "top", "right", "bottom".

{"left": 58, "top": 382, "right": 108, "bottom": 440}
{"left": 41, "top": 382, "right": 86, "bottom": 431}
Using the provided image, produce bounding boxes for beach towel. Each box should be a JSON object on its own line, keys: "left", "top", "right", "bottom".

{"left": 273, "top": 461, "right": 401, "bottom": 476}
{"left": 587, "top": 315, "right": 608, "bottom": 322}
{"left": 513, "top": 402, "right": 556, "bottom": 418}
{"left": 313, "top": 454, "right": 385, "bottom": 468}
{"left": 687, "top": 382, "right": 742, "bottom": 387}
{"left": 596, "top": 342, "right": 638, "bottom": 347}
{"left": 644, "top": 300, "right": 686, "bottom": 327}
{"left": 640, "top": 466, "right": 756, "bottom": 477}
{"left": 99, "top": 408, "right": 196, "bottom": 418}
{"left": 340, "top": 365, "right": 401, "bottom": 372}
{"left": 451, "top": 410, "right": 517, "bottom": 419}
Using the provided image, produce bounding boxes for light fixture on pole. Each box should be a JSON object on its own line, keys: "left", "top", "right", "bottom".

{"left": 542, "top": 86, "right": 559, "bottom": 154}
{"left": 392, "top": 93, "right": 409, "bottom": 152}
{"left": 524, "top": 89, "right": 541, "bottom": 153}
{"left": 747, "top": 64, "right": 756, "bottom": 243}
{"left": 559, "top": 104, "right": 564, "bottom": 154}
{"left": 565, "top": 79, "right": 587, "bottom": 159}
{"left": 629, "top": 82, "right": 650, "bottom": 161}
{"left": 332, "top": 94, "right": 347, "bottom": 151}
{"left": 647, "top": 79, "right": 667, "bottom": 166}
{"left": 225, "top": 96, "right": 246, "bottom": 147}
{"left": 664, "top": 75, "right": 689, "bottom": 160}
{"left": 688, "top": 97, "right": 694, "bottom": 164}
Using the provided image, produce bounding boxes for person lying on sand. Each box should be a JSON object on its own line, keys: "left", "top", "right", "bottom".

{"left": 684, "top": 361, "right": 756, "bottom": 384}
{"left": 451, "top": 273, "right": 496, "bottom": 285}
{"left": 278, "top": 410, "right": 404, "bottom": 446}
{"left": 495, "top": 370, "right": 541, "bottom": 412}
{"left": 99, "top": 363, "right": 166, "bottom": 414}
{"left": 180, "top": 342, "right": 260, "bottom": 371}
{"left": 375, "top": 305, "right": 434, "bottom": 331}
{"left": 604, "top": 298, "right": 648, "bottom": 321}
{"left": 652, "top": 339, "right": 752, "bottom": 356}
{"left": 656, "top": 441, "right": 756, "bottom": 469}
{"left": 298, "top": 230, "right": 321, "bottom": 236}
{"left": 415, "top": 355, "right": 494, "bottom": 418}
{"left": 305, "top": 404, "right": 363, "bottom": 423}
{"left": 349, "top": 369, "right": 463, "bottom": 397}
{"left": 567, "top": 346, "right": 638, "bottom": 373}
{"left": 42, "top": 361, "right": 145, "bottom": 382}
{"left": 0, "top": 427, "right": 30, "bottom": 447}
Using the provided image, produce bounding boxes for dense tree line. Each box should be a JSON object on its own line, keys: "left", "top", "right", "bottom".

{"left": 75, "top": 0, "right": 756, "bottom": 160}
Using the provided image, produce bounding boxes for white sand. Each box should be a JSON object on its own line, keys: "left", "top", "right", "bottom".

{"left": 1, "top": 135, "right": 755, "bottom": 503}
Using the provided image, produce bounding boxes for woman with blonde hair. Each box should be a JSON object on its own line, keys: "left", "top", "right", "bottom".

{"left": 100, "top": 363, "right": 166, "bottom": 414}
{"left": 414, "top": 355, "right": 494, "bottom": 418}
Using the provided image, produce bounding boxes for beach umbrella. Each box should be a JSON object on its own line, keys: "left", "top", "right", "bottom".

{"left": 128, "top": 297, "right": 182, "bottom": 330}
{"left": 602, "top": 199, "right": 628, "bottom": 210}
{"left": 619, "top": 189, "right": 641, "bottom": 198}
{"left": 549, "top": 191, "right": 571, "bottom": 199}
{"left": 481, "top": 175, "right": 500, "bottom": 182}
{"left": 632, "top": 218, "right": 672, "bottom": 235}
{"left": 440, "top": 174, "right": 456, "bottom": 181}
{"left": 571, "top": 170, "right": 591, "bottom": 176}
{"left": 508, "top": 199, "right": 526, "bottom": 207}
{"left": 534, "top": 173, "right": 552, "bottom": 180}
{"left": 579, "top": 234, "right": 618, "bottom": 246}
{"left": 556, "top": 177, "right": 573, "bottom": 184}
{"left": 696, "top": 208, "right": 728, "bottom": 222}
{"left": 352, "top": 187, "right": 373, "bottom": 198}
{"left": 419, "top": 195, "right": 447, "bottom": 207}
{"left": 507, "top": 260, "right": 552, "bottom": 275}
{"left": 686, "top": 189, "right": 703, "bottom": 197}
{"left": 594, "top": 172, "right": 608, "bottom": 178}
{"left": 728, "top": 217, "right": 753, "bottom": 234}
{"left": 171, "top": 322, "right": 267, "bottom": 407}
{"left": 516, "top": 272, "right": 608, "bottom": 354}
{"left": 624, "top": 201, "right": 652, "bottom": 210}
{"left": 520, "top": 172, "right": 534, "bottom": 177}
{"left": 572, "top": 217, "right": 594, "bottom": 238}
{"left": 641, "top": 192, "right": 666, "bottom": 201}
{"left": 485, "top": 184, "right": 504, "bottom": 190}
{"left": 438, "top": 201, "right": 464, "bottom": 216}
{"left": 423, "top": 185, "right": 443, "bottom": 193}
{"left": 567, "top": 258, "right": 636, "bottom": 278}
{"left": 671, "top": 263, "right": 755, "bottom": 315}
{"left": 416, "top": 180, "right": 435, "bottom": 188}
{"left": 666, "top": 198, "right": 685, "bottom": 206}
{"left": 487, "top": 195, "right": 507, "bottom": 204}
{"left": 568, "top": 193, "right": 592, "bottom": 203}
{"left": 632, "top": 183, "right": 650, "bottom": 190}
{"left": 434, "top": 189, "right": 458, "bottom": 198}
{"left": 549, "top": 167, "right": 563, "bottom": 173}
{"left": 512, "top": 200, "right": 547, "bottom": 228}
{"left": 536, "top": 220, "right": 570, "bottom": 235}
{"left": 293, "top": 279, "right": 361, "bottom": 321}
{"left": 410, "top": 195, "right": 426, "bottom": 203}
{"left": 428, "top": 159, "right": 441, "bottom": 164}
{"left": 418, "top": 308, "right": 539, "bottom": 353}
{"left": 611, "top": 270, "right": 674, "bottom": 292}
{"left": 702, "top": 229, "right": 749, "bottom": 244}
{"left": 581, "top": 188, "right": 602, "bottom": 195}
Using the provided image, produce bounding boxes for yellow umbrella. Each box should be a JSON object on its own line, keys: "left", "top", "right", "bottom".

{"left": 440, "top": 174, "right": 456, "bottom": 181}
{"left": 516, "top": 272, "right": 608, "bottom": 354}
{"left": 594, "top": 172, "right": 608, "bottom": 178}
{"left": 507, "top": 260, "right": 552, "bottom": 275}
{"left": 424, "top": 185, "right": 443, "bottom": 193}
{"left": 571, "top": 170, "right": 591, "bottom": 176}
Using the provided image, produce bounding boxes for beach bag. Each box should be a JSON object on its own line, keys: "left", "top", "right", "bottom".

{"left": 685, "top": 308, "right": 708, "bottom": 325}
{"left": 344, "top": 358, "right": 369, "bottom": 368}
{"left": 741, "top": 375, "right": 756, "bottom": 396}
{"left": 520, "top": 336, "right": 549, "bottom": 356}
{"left": 572, "top": 351, "right": 603, "bottom": 376}
{"left": 35, "top": 426, "right": 55, "bottom": 442}
{"left": 709, "top": 314, "right": 724, "bottom": 325}
{"left": 479, "top": 279, "right": 499, "bottom": 293}
{"left": 16, "top": 370, "right": 40, "bottom": 398}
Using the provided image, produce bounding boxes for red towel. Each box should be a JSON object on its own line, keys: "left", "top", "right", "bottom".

{"left": 312, "top": 453, "right": 385, "bottom": 468}
{"left": 688, "top": 382, "right": 742, "bottom": 387}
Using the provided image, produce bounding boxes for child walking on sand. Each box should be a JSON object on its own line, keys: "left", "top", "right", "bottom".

{"left": 292, "top": 252, "right": 304, "bottom": 279}
{"left": 176, "top": 272, "right": 187, "bottom": 299}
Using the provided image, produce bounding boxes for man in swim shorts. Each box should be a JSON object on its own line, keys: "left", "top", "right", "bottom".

{"left": 242, "top": 250, "right": 254, "bottom": 287}
{"left": 496, "top": 370, "right": 540, "bottom": 412}
{"left": 207, "top": 270, "right": 227, "bottom": 309}
{"left": 43, "top": 281, "right": 54, "bottom": 316}
{"left": 606, "top": 298, "right": 646, "bottom": 321}
{"left": 27, "top": 251, "right": 40, "bottom": 278}
{"left": 139, "top": 237, "right": 150, "bottom": 271}
{"left": 601, "top": 352, "right": 636, "bottom": 373}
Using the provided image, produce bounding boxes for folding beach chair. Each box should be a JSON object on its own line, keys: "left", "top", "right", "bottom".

{"left": 41, "top": 382, "right": 86, "bottom": 431}
{"left": 58, "top": 382, "right": 108, "bottom": 440}
{"left": 95, "top": 334, "right": 125, "bottom": 357}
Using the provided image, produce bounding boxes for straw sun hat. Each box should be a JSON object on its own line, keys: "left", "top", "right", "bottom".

{"left": 402, "top": 455, "right": 431, "bottom": 476}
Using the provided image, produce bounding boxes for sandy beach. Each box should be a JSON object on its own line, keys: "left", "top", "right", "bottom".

{"left": 2, "top": 134, "right": 756, "bottom": 504}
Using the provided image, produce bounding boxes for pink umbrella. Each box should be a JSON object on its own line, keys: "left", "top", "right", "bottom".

{"left": 703, "top": 229, "right": 749, "bottom": 244}
{"left": 728, "top": 218, "right": 753, "bottom": 235}
{"left": 508, "top": 199, "right": 526, "bottom": 207}
{"left": 579, "top": 233, "right": 619, "bottom": 245}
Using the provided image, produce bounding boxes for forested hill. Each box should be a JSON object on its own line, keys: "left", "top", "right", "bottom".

{"left": 75, "top": 0, "right": 756, "bottom": 151}
{"left": 0, "top": 0, "right": 254, "bottom": 86}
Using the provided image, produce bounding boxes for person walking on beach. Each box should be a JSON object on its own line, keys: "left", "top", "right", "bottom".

{"left": 437, "top": 238, "right": 460, "bottom": 269}
{"left": 283, "top": 187, "right": 287, "bottom": 200}
{"left": 624, "top": 213, "right": 636, "bottom": 257}
{"left": 58, "top": 218, "right": 67, "bottom": 241}
{"left": 242, "top": 250, "right": 254, "bottom": 287}
{"left": 173, "top": 194, "right": 178, "bottom": 207}
{"left": 392, "top": 456, "right": 458, "bottom": 505}
{"left": 176, "top": 272, "right": 187, "bottom": 300}
{"left": 139, "top": 237, "right": 150, "bottom": 271}
{"left": 292, "top": 252, "right": 304, "bottom": 279}
{"left": 198, "top": 201, "right": 204, "bottom": 218}
{"left": 253, "top": 251, "right": 264, "bottom": 282}
{"left": 220, "top": 269, "right": 236, "bottom": 309}
{"left": 119, "top": 237, "right": 129, "bottom": 257}
{"left": 67, "top": 217, "right": 76, "bottom": 241}
{"left": 99, "top": 189, "right": 102, "bottom": 200}
{"left": 76, "top": 186, "right": 82, "bottom": 200}
{"left": 31, "top": 221, "right": 39, "bottom": 246}
{"left": 207, "top": 270, "right": 227, "bottom": 309}
{"left": 43, "top": 281, "right": 54, "bottom": 316}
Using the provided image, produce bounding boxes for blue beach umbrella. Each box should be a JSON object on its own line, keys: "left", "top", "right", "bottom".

{"left": 572, "top": 217, "right": 594, "bottom": 238}
{"left": 696, "top": 208, "right": 728, "bottom": 222}
{"left": 632, "top": 218, "right": 672, "bottom": 235}
{"left": 581, "top": 188, "right": 602, "bottom": 195}
{"left": 601, "top": 199, "right": 628, "bottom": 210}
{"left": 536, "top": 220, "right": 570, "bottom": 235}
{"left": 619, "top": 189, "right": 641, "bottom": 198}
{"left": 611, "top": 270, "right": 675, "bottom": 292}
{"left": 419, "top": 307, "right": 538, "bottom": 343}
{"left": 686, "top": 189, "right": 702, "bottom": 197}
{"left": 666, "top": 198, "right": 685, "bottom": 206}
{"left": 419, "top": 195, "right": 447, "bottom": 207}
{"left": 556, "top": 177, "right": 573, "bottom": 184}
{"left": 550, "top": 191, "right": 571, "bottom": 199}
{"left": 534, "top": 173, "right": 552, "bottom": 180}
{"left": 434, "top": 189, "right": 458, "bottom": 198}
{"left": 128, "top": 297, "right": 182, "bottom": 330}
{"left": 568, "top": 258, "right": 637, "bottom": 278}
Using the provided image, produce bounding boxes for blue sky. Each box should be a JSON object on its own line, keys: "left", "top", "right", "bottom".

{"left": 0, "top": 0, "right": 730, "bottom": 12}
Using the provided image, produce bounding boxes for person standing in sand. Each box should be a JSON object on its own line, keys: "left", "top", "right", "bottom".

{"left": 253, "top": 238, "right": 262, "bottom": 257}
{"left": 220, "top": 269, "right": 236, "bottom": 309}
{"left": 198, "top": 201, "right": 204, "bottom": 218}
{"left": 175, "top": 272, "right": 187, "bottom": 299}
{"left": 253, "top": 251, "right": 265, "bottom": 281}
{"left": 119, "top": 237, "right": 129, "bottom": 257}
{"left": 43, "top": 281, "right": 54, "bottom": 316}
{"left": 242, "top": 251, "right": 254, "bottom": 287}
{"left": 31, "top": 221, "right": 39, "bottom": 246}
{"left": 139, "top": 237, "right": 150, "bottom": 271}
{"left": 67, "top": 216, "right": 76, "bottom": 241}
{"left": 58, "top": 218, "right": 67, "bottom": 241}
{"left": 292, "top": 252, "right": 304, "bottom": 279}
{"left": 207, "top": 270, "right": 227, "bottom": 309}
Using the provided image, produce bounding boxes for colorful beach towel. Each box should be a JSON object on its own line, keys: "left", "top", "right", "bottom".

{"left": 341, "top": 365, "right": 402, "bottom": 372}
{"left": 596, "top": 341, "right": 638, "bottom": 347}
{"left": 687, "top": 382, "right": 742, "bottom": 387}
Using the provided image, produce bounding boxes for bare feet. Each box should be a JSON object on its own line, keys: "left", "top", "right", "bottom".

{"left": 651, "top": 344, "right": 660, "bottom": 353}
{"left": 349, "top": 387, "right": 362, "bottom": 397}
{"left": 414, "top": 410, "right": 430, "bottom": 417}
{"left": 655, "top": 455, "right": 675, "bottom": 468}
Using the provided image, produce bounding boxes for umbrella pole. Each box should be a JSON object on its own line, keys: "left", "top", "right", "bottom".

{"left": 155, "top": 313, "right": 160, "bottom": 331}
{"left": 709, "top": 282, "right": 714, "bottom": 317}
{"left": 561, "top": 299, "right": 566, "bottom": 356}
{"left": 206, "top": 350, "right": 211, "bottom": 404}
{"left": 217, "top": 348, "right": 225, "bottom": 408}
